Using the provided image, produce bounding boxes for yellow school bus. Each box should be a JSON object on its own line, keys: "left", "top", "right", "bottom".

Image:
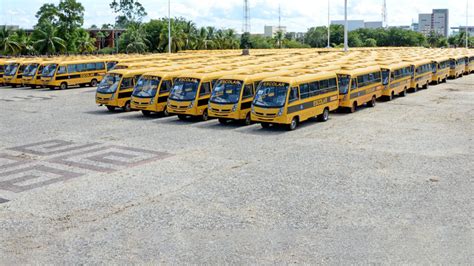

{"left": 337, "top": 66, "right": 383, "bottom": 113}
{"left": 3, "top": 60, "right": 28, "bottom": 87}
{"left": 130, "top": 70, "right": 190, "bottom": 116}
{"left": 448, "top": 56, "right": 466, "bottom": 79}
{"left": 410, "top": 60, "right": 433, "bottom": 91}
{"left": 22, "top": 61, "right": 54, "bottom": 88}
{"left": 209, "top": 71, "right": 290, "bottom": 125}
{"left": 0, "top": 59, "right": 6, "bottom": 85}
{"left": 167, "top": 70, "right": 243, "bottom": 121}
{"left": 96, "top": 67, "right": 159, "bottom": 112}
{"left": 41, "top": 59, "right": 107, "bottom": 90}
{"left": 380, "top": 63, "right": 413, "bottom": 100}
{"left": 251, "top": 72, "right": 340, "bottom": 130}
{"left": 431, "top": 57, "right": 450, "bottom": 84}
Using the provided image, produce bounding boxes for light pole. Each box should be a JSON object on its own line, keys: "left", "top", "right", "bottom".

{"left": 327, "top": 0, "right": 330, "bottom": 48}
{"left": 344, "top": 0, "right": 348, "bottom": 52}
{"left": 168, "top": 0, "right": 171, "bottom": 54}
{"left": 466, "top": 0, "right": 469, "bottom": 49}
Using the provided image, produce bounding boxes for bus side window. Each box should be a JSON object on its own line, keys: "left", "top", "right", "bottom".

{"left": 288, "top": 87, "right": 299, "bottom": 103}
{"left": 120, "top": 78, "right": 133, "bottom": 90}
{"left": 199, "top": 82, "right": 211, "bottom": 96}
{"left": 96, "top": 62, "right": 105, "bottom": 71}
{"left": 67, "top": 64, "right": 77, "bottom": 73}
{"left": 57, "top": 66, "right": 67, "bottom": 75}
{"left": 351, "top": 78, "right": 357, "bottom": 90}
{"left": 242, "top": 84, "right": 253, "bottom": 99}
{"left": 160, "top": 80, "right": 172, "bottom": 94}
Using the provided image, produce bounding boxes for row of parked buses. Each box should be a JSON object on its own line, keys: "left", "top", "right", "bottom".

{"left": 89, "top": 48, "right": 474, "bottom": 130}
{"left": 1, "top": 48, "right": 473, "bottom": 130}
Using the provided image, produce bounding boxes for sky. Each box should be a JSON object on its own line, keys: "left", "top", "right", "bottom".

{"left": 0, "top": 0, "right": 472, "bottom": 33}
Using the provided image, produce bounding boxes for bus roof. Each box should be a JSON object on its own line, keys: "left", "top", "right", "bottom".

{"left": 107, "top": 67, "right": 161, "bottom": 76}
{"left": 336, "top": 66, "right": 381, "bottom": 75}
{"left": 260, "top": 71, "right": 336, "bottom": 84}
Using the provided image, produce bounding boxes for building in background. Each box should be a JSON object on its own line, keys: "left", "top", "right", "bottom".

{"left": 364, "top": 21, "right": 383, "bottom": 29}
{"left": 331, "top": 20, "right": 383, "bottom": 31}
{"left": 263, "top": 26, "right": 287, "bottom": 38}
{"left": 411, "top": 23, "right": 419, "bottom": 32}
{"left": 417, "top": 9, "right": 449, "bottom": 37}
{"left": 451, "top": 26, "right": 474, "bottom": 36}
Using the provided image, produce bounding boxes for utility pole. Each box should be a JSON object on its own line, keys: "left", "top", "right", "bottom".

{"left": 168, "top": 0, "right": 171, "bottom": 54}
{"left": 344, "top": 0, "right": 348, "bottom": 52}
{"left": 327, "top": 0, "right": 330, "bottom": 48}
{"left": 382, "top": 0, "right": 387, "bottom": 28}
{"left": 243, "top": 0, "right": 250, "bottom": 33}
{"left": 466, "top": 0, "right": 469, "bottom": 49}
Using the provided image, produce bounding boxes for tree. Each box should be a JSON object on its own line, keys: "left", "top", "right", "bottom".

{"left": 274, "top": 30, "right": 284, "bottom": 48}
{"left": 76, "top": 29, "right": 97, "bottom": 53}
{"left": 110, "top": 0, "right": 147, "bottom": 28}
{"left": 0, "top": 26, "right": 21, "bottom": 55}
{"left": 118, "top": 22, "right": 150, "bottom": 53}
{"left": 13, "top": 29, "right": 36, "bottom": 55}
{"left": 32, "top": 22, "right": 66, "bottom": 54}
{"left": 364, "top": 38, "right": 377, "bottom": 47}
{"left": 240, "top": 32, "right": 251, "bottom": 49}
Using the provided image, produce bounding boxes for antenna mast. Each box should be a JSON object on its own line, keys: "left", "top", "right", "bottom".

{"left": 382, "top": 0, "right": 387, "bottom": 27}
{"left": 243, "top": 0, "right": 250, "bottom": 33}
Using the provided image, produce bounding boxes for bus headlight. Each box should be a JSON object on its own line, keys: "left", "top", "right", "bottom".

{"left": 232, "top": 103, "right": 238, "bottom": 112}
{"left": 188, "top": 101, "right": 194, "bottom": 109}
{"left": 150, "top": 98, "right": 154, "bottom": 104}
{"left": 251, "top": 105, "right": 255, "bottom": 114}
{"left": 277, "top": 107, "right": 284, "bottom": 117}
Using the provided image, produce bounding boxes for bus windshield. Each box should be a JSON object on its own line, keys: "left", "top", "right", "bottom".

{"left": 23, "top": 64, "right": 39, "bottom": 77}
{"left": 337, "top": 75, "right": 350, "bottom": 94}
{"left": 5, "top": 64, "right": 18, "bottom": 76}
{"left": 132, "top": 76, "right": 160, "bottom": 98}
{"left": 42, "top": 64, "right": 58, "bottom": 77}
{"left": 253, "top": 82, "right": 288, "bottom": 108}
{"left": 381, "top": 69, "right": 390, "bottom": 85}
{"left": 169, "top": 78, "right": 200, "bottom": 101}
{"left": 97, "top": 73, "right": 122, "bottom": 93}
{"left": 210, "top": 80, "right": 243, "bottom": 104}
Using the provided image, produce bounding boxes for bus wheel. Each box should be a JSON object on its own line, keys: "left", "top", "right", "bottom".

{"left": 400, "top": 88, "right": 407, "bottom": 97}
{"left": 123, "top": 101, "right": 131, "bottom": 112}
{"left": 178, "top": 115, "right": 187, "bottom": 120}
{"left": 163, "top": 107, "right": 169, "bottom": 116}
{"left": 287, "top": 117, "right": 299, "bottom": 131}
{"left": 202, "top": 109, "right": 209, "bottom": 121}
{"left": 60, "top": 82, "right": 68, "bottom": 90}
{"left": 261, "top": 122, "right": 271, "bottom": 129}
{"left": 244, "top": 113, "right": 252, "bottom": 125}
{"left": 437, "top": 78, "right": 441, "bottom": 84}
{"left": 318, "top": 108, "right": 330, "bottom": 122}
{"left": 350, "top": 102, "right": 357, "bottom": 113}
{"left": 367, "top": 96, "right": 376, "bottom": 107}
{"left": 30, "top": 85, "right": 37, "bottom": 89}
{"left": 106, "top": 105, "right": 115, "bottom": 112}
{"left": 142, "top": 110, "right": 151, "bottom": 117}
{"left": 90, "top": 79, "right": 98, "bottom": 87}
{"left": 413, "top": 85, "right": 418, "bottom": 92}
{"left": 218, "top": 118, "right": 228, "bottom": 125}
{"left": 387, "top": 91, "right": 394, "bottom": 101}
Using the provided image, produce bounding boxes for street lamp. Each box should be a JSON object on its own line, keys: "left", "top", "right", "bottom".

{"left": 466, "top": 0, "right": 469, "bottom": 49}
{"left": 344, "top": 0, "right": 348, "bottom": 52}
{"left": 327, "top": 0, "right": 330, "bottom": 48}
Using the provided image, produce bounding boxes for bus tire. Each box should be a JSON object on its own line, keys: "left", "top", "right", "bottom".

{"left": 413, "top": 85, "right": 418, "bottom": 92}
{"left": 218, "top": 118, "right": 228, "bottom": 125}
{"left": 388, "top": 91, "right": 394, "bottom": 101}
{"left": 367, "top": 96, "right": 376, "bottom": 107}
{"left": 318, "top": 108, "right": 330, "bottom": 122}
{"left": 90, "top": 79, "right": 98, "bottom": 87}
{"left": 350, "top": 102, "right": 357, "bottom": 113}
{"left": 202, "top": 109, "right": 209, "bottom": 121}
{"left": 178, "top": 114, "right": 187, "bottom": 120}
{"left": 400, "top": 87, "right": 407, "bottom": 97}
{"left": 106, "top": 105, "right": 115, "bottom": 112}
{"left": 163, "top": 107, "right": 169, "bottom": 116}
{"left": 261, "top": 122, "right": 271, "bottom": 129}
{"left": 122, "top": 101, "right": 131, "bottom": 112}
{"left": 287, "top": 117, "right": 299, "bottom": 131}
{"left": 142, "top": 110, "right": 151, "bottom": 117}
{"left": 244, "top": 113, "right": 252, "bottom": 125}
{"left": 60, "top": 82, "right": 68, "bottom": 90}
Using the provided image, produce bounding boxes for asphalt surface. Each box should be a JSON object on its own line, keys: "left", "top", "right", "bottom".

{"left": 0, "top": 75, "right": 473, "bottom": 264}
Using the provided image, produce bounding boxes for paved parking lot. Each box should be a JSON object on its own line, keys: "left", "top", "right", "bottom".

{"left": 0, "top": 75, "right": 473, "bottom": 264}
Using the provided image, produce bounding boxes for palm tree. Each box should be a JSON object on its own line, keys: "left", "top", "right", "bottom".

{"left": 274, "top": 30, "right": 284, "bottom": 49}
{"left": 76, "top": 30, "right": 96, "bottom": 53}
{"left": 14, "top": 29, "right": 35, "bottom": 55}
{"left": 0, "top": 26, "right": 21, "bottom": 55}
{"left": 32, "top": 23, "right": 66, "bottom": 54}
{"left": 159, "top": 23, "right": 185, "bottom": 53}
{"left": 182, "top": 21, "right": 196, "bottom": 50}
{"left": 123, "top": 23, "right": 150, "bottom": 53}
{"left": 194, "top": 27, "right": 208, "bottom": 50}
